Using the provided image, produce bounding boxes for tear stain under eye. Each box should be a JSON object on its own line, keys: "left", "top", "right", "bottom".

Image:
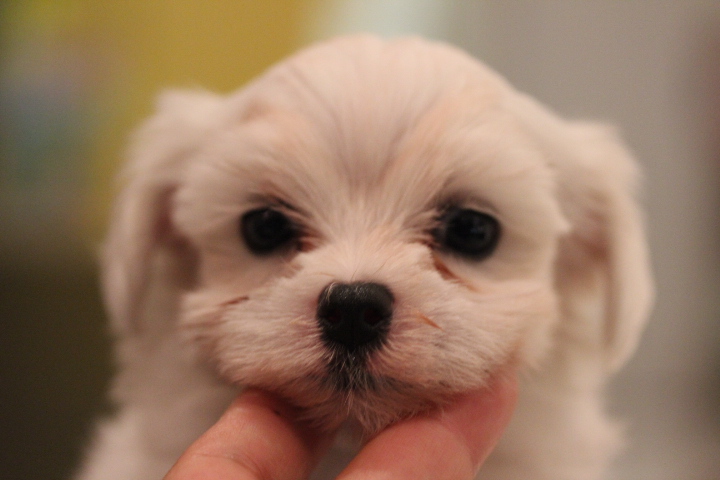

{"left": 431, "top": 253, "right": 479, "bottom": 292}
{"left": 298, "top": 234, "right": 322, "bottom": 253}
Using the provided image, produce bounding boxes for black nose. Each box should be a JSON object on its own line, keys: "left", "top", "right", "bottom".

{"left": 317, "top": 282, "right": 394, "bottom": 353}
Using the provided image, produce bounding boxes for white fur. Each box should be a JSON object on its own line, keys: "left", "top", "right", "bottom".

{"left": 76, "top": 35, "right": 653, "bottom": 480}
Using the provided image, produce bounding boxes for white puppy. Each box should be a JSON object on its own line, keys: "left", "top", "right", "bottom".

{"left": 76, "top": 35, "right": 653, "bottom": 480}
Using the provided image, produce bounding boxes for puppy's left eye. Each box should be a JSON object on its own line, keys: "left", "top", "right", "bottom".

{"left": 240, "top": 207, "right": 297, "bottom": 254}
{"left": 433, "top": 207, "right": 501, "bottom": 260}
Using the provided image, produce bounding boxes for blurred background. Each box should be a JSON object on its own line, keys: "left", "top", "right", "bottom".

{"left": 1, "top": 1, "right": 718, "bottom": 479}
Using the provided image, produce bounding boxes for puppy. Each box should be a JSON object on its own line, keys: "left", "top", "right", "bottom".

{"left": 76, "top": 35, "right": 653, "bottom": 480}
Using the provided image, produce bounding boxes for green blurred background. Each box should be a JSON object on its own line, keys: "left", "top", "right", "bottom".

{"left": 1, "top": 2, "right": 719, "bottom": 479}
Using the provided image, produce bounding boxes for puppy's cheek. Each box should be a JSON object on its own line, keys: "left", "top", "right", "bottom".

{"left": 178, "top": 284, "right": 328, "bottom": 388}
{"left": 178, "top": 290, "right": 234, "bottom": 359}
{"left": 377, "top": 279, "right": 558, "bottom": 391}
{"left": 512, "top": 288, "right": 562, "bottom": 368}
{"left": 480, "top": 286, "right": 560, "bottom": 373}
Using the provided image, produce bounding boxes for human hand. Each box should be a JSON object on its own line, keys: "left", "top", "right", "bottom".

{"left": 164, "top": 371, "right": 518, "bottom": 480}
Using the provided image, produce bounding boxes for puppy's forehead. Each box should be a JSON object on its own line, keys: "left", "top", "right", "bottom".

{"left": 243, "top": 36, "right": 509, "bottom": 173}
{"left": 183, "top": 37, "right": 561, "bottom": 241}
{"left": 228, "top": 37, "right": 530, "bottom": 189}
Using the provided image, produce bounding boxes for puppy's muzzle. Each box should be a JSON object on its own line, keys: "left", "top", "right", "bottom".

{"left": 317, "top": 282, "right": 394, "bottom": 354}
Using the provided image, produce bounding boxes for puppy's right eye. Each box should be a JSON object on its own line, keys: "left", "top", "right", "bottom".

{"left": 240, "top": 207, "right": 297, "bottom": 254}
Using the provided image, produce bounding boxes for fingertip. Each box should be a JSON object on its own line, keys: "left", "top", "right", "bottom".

{"left": 231, "top": 389, "right": 301, "bottom": 426}
{"left": 336, "top": 368, "right": 519, "bottom": 480}
{"left": 437, "top": 370, "right": 519, "bottom": 469}
{"left": 165, "top": 389, "right": 333, "bottom": 480}
{"left": 233, "top": 389, "right": 335, "bottom": 455}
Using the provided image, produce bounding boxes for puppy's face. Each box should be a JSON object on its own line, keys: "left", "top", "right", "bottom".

{"left": 104, "top": 37, "right": 653, "bottom": 435}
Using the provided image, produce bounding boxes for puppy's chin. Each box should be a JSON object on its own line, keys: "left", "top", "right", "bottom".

{"left": 263, "top": 351, "right": 462, "bottom": 435}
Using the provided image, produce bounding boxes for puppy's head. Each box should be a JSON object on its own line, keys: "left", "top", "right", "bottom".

{"left": 103, "top": 36, "right": 653, "bottom": 433}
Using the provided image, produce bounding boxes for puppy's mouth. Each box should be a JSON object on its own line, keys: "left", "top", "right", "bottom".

{"left": 282, "top": 353, "right": 424, "bottom": 434}
{"left": 322, "top": 349, "right": 404, "bottom": 393}
{"left": 231, "top": 280, "right": 430, "bottom": 433}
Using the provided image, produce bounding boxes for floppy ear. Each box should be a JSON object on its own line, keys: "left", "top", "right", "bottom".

{"left": 550, "top": 123, "right": 654, "bottom": 372}
{"left": 102, "top": 90, "right": 225, "bottom": 334}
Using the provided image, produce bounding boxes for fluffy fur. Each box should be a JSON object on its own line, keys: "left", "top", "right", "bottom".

{"left": 76, "top": 35, "right": 653, "bottom": 480}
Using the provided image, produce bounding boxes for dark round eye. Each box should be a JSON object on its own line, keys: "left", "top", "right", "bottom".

{"left": 240, "top": 207, "right": 297, "bottom": 254}
{"left": 434, "top": 207, "right": 501, "bottom": 259}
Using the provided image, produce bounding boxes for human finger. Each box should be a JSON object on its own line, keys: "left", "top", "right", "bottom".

{"left": 164, "top": 390, "right": 334, "bottom": 480}
{"left": 336, "top": 369, "right": 518, "bottom": 480}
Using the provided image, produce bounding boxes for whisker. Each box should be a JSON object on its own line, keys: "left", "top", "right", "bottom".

{"left": 369, "top": 256, "right": 391, "bottom": 278}
{"left": 409, "top": 311, "right": 442, "bottom": 330}
{"left": 287, "top": 315, "right": 311, "bottom": 327}
{"left": 219, "top": 295, "right": 249, "bottom": 307}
